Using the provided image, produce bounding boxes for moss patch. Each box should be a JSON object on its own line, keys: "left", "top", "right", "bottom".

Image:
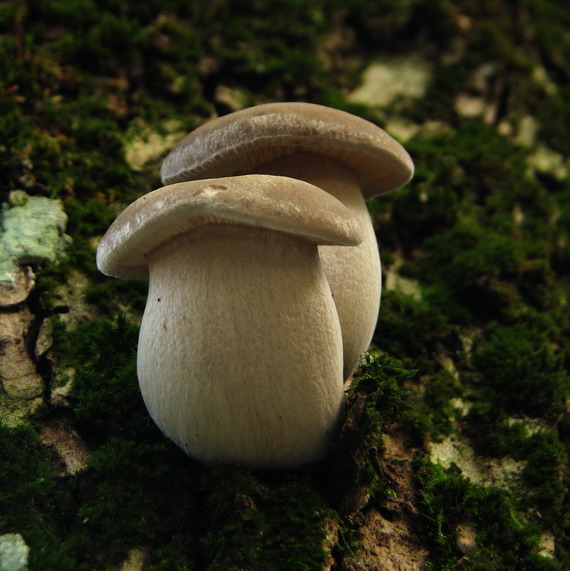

{"left": 418, "top": 460, "right": 560, "bottom": 570}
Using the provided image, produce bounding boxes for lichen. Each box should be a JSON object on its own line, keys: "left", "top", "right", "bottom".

{"left": 0, "top": 192, "right": 71, "bottom": 287}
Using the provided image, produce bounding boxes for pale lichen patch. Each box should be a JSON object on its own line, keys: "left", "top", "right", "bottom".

{"left": 527, "top": 145, "right": 568, "bottom": 181}
{"left": 0, "top": 533, "right": 29, "bottom": 571}
{"left": 0, "top": 191, "right": 71, "bottom": 292}
{"left": 539, "top": 530, "right": 556, "bottom": 559}
{"left": 39, "top": 419, "right": 91, "bottom": 476}
{"left": 449, "top": 398, "right": 471, "bottom": 417}
{"left": 455, "top": 522, "right": 478, "bottom": 555}
{"left": 428, "top": 435, "right": 526, "bottom": 488}
{"left": 53, "top": 270, "right": 103, "bottom": 327}
{"left": 125, "top": 119, "right": 185, "bottom": 171}
{"left": 214, "top": 85, "right": 251, "bottom": 112}
{"left": 383, "top": 256, "right": 422, "bottom": 300}
{"left": 349, "top": 56, "right": 431, "bottom": 108}
{"left": 455, "top": 94, "right": 489, "bottom": 119}
{"left": 112, "top": 547, "right": 150, "bottom": 571}
{"left": 514, "top": 115, "right": 540, "bottom": 148}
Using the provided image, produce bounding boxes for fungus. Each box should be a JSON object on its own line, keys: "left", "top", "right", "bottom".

{"left": 97, "top": 174, "right": 362, "bottom": 468}
{"left": 160, "top": 102, "right": 414, "bottom": 377}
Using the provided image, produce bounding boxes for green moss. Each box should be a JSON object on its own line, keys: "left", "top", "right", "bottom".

{"left": 83, "top": 279, "right": 148, "bottom": 314}
{"left": 428, "top": 218, "right": 525, "bottom": 284}
{"left": 419, "top": 460, "right": 561, "bottom": 570}
{"left": 53, "top": 315, "right": 154, "bottom": 445}
{"left": 63, "top": 198, "right": 152, "bottom": 315}
{"left": 472, "top": 321, "right": 569, "bottom": 418}
{"left": 74, "top": 437, "right": 199, "bottom": 569}
{"left": 409, "top": 370, "right": 461, "bottom": 440}
{"left": 196, "top": 469, "right": 337, "bottom": 570}
{"left": 0, "top": 423, "right": 78, "bottom": 570}
{"left": 349, "top": 353, "right": 413, "bottom": 419}
{"left": 375, "top": 290, "right": 451, "bottom": 361}
{"left": 324, "top": 354, "right": 415, "bottom": 514}
{"left": 464, "top": 404, "right": 568, "bottom": 531}
{"left": 372, "top": 120, "right": 556, "bottom": 325}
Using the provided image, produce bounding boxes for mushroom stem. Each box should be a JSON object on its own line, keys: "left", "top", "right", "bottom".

{"left": 253, "top": 152, "right": 381, "bottom": 378}
{"left": 138, "top": 223, "right": 345, "bottom": 468}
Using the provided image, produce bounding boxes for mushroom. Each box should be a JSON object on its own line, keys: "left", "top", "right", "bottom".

{"left": 96, "top": 174, "right": 362, "bottom": 468}
{"left": 160, "top": 102, "right": 414, "bottom": 378}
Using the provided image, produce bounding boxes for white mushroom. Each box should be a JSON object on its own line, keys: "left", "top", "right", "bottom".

{"left": 96, "top": 174, "right": 362, "bottom": 468}
{"left": 160, "top": 102, "right": 414, "bottom": 378}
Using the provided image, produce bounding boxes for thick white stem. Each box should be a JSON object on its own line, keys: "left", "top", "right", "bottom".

{"left": 137, "top": 224, "right": 344, "bottom": 468}
{"left": 253, "top": 153, "right": 381, "bottom": 378}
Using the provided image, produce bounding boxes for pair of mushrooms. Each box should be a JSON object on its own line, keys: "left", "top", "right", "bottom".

{"left": 97, "top": 103, "right": 413, "bottom": 469}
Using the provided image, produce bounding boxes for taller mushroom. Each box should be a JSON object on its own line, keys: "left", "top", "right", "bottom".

{"left": 97, "top": 175, "right": 362, "bottom": 469}
{"left": 161, "top": 103, "right": 414, "bottom": 377}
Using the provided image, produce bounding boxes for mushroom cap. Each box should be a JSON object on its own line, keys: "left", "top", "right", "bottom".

{"left": 97, "top": 174, "right": 363, "bottom": 279}
{"left": 160, "top": 102, "right": 414, "bottom": 198}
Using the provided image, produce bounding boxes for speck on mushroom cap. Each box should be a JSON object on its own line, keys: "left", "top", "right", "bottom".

{"left": 160, "top": 102, "right": 414, "bottom": 198}
{"left": 96, "top": 174, "right": 363, "bottom": 279}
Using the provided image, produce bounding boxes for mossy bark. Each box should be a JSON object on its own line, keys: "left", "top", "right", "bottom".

{"left": 1, "top": 1, "right": 569, "bottom": 569}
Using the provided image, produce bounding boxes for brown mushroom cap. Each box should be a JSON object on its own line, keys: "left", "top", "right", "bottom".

{"left": 160, "top": 102, "right": 414, "bottom": 198}
{"left": 97, "top": 174, "right": 363, "bottom": 279}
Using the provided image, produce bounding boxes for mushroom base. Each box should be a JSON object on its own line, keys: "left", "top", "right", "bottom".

{"left": 137, "top": 224, "right": 345, "bottom": 469}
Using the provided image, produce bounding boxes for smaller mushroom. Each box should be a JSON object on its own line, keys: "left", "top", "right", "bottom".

{"left": 97, "top": 174, "right": 362, "bottom": 468}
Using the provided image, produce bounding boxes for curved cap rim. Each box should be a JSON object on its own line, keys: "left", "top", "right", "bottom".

{"left": 160, "top": 102, "right": 414, "bottom": 198}
{"left": 97, "top": 174, "right": 363, "bottom": 279}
